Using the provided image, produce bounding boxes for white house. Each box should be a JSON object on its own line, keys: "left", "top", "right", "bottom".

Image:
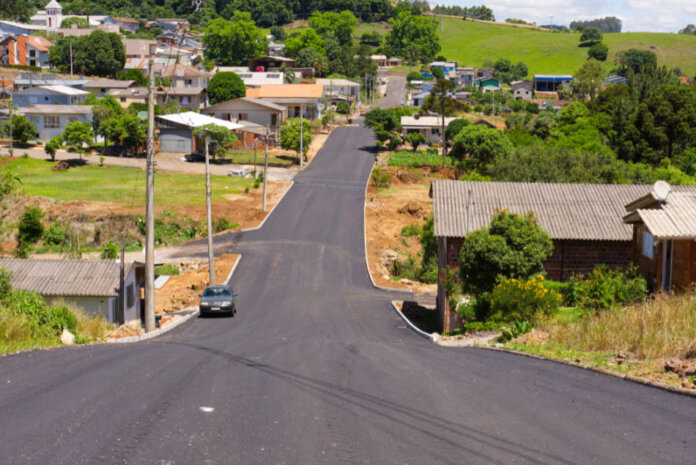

{"left": 18, "top": 104, "right": 93, "bottom": 142}
{"left": 156, "top": 111, "right": 243, "bottom": 153}
{"left": 30, "top": 0, "right": 114, "bottom": 31}
{"left": 233, "top": 71, "right": 284, "bottom": 88}
{"left": 401, "top": 115, "right": 457, "bottom": 144}
{"left": 12, "top": 84, "right": 88, "bottom": 107}
{"left": 0, "top": 258, "right": 140, "bottom": 325}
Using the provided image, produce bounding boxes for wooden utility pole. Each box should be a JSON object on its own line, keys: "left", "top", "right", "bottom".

{"left": 144, "top": 59, "right": 156, "bottom": 333}
{"left": 204, "top": 136, "right": 215, "bottom": 284}
{"left": 262, "top": 126, "right": 269, "bottom": 211}
{"left": 119, "top": 243, "right": 125, "bottom": 325}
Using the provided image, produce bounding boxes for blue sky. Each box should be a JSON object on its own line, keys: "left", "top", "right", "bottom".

{"left": 430, "top": 1, "right": 696, "bottom": 32}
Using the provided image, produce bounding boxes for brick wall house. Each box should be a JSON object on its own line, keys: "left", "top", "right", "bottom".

{"left": 430, "top": 181, "right": 696, "bottom": 333}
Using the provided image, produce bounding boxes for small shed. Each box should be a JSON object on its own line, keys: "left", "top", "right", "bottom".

{"left": 157, "top": 112, "right": 243, "bottom": 153}
{"left": 623, "top": 189, "right": 696, "bottom": 292}
{"left": 511, "top": 80, "right": 533, "bottom": 100}
{"left": 0, "top": 259, "right": 140, "bottom": 324}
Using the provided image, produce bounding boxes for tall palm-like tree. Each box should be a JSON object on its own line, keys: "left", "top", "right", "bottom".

{"left": 420, "top": 78, "right": 458, "bottom": 168}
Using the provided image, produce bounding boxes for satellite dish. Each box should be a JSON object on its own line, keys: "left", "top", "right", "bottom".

{"left": 653, "top": 180, "right": 671, "bottom": 201}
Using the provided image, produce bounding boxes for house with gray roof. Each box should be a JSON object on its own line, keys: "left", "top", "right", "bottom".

{"left": 0, "top": 259, "right": 140, "bottom": 324}
{"left": 13, "top": 73, "right": 89, "bottom": 91}
{"left": 12, "top": 84, "right": 88, "bottom": 107}
{"left": 430, "top": 180, "right": 696, "bottom": 332}
{"left": 83, "top": 79, "right": 139, "bottom": 97}
{"left": 14, "top": 104, "right": 92, "bottom": 142}
{"left": 623, "top": 189, "right": 696, "bottom": 292}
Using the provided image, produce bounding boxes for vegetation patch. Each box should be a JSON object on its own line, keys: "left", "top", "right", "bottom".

{"left": 388, "top": 149, "right": 452, "bottom": 168}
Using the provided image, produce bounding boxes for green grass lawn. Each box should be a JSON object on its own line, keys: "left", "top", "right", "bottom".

{"left": 438, "top": 17, "right": 696, "bottom": 76}
{"left": 388, "top": 150, "right": 452, "bottom": 167}
{"left": 2, "top": 157, "right": 254, "bottom": 208}
{"left": 224, "top": 151, "right": 295, "bottom": 165}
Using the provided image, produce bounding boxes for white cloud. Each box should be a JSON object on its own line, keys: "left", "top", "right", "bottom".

{"left": 431, "top": 0, "right": 695, "bottom": 32}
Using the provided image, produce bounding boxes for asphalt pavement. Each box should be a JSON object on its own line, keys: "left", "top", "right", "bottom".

{"left": 1, "top": 125, "right": 695, "bottom": 464}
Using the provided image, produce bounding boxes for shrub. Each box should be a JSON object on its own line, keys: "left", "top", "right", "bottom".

{"left": 406, "top": 71, "right": 422, "bottom": 82}
{"left": 405, "top": 132, "right": 427, "bottom": 151}
{"left": 371, "top": 166, "right": 391, "bottom": 188}
{"left": 588, "top": 43, "right": 608, "bottom": 61}
{"left": 154, "top": 264, "right": 180, "bottom": 275}
{"left": 388, "top": 149, "right": 451, "bottom": 167}
{"left": 498, "top": 319, "right": 533, "bottom": 343}
{"left": 43, "top": 223, "right": 67, "bottom": 246}
{"left": 544, "top": 280, "right": 576, "bottom": 306}
{"left": 489, "top": 275, "right": 562, "bottom": 322}
{"left": 45, "top": 136, "right": 63, "bottom": 161}
{"left": 207, "top": 72, "right": 246, "bottom": 105}
{"left": 400, "top": 223, "right": 421, "bottom": 237}
{"left": 18, "top": 206, "right": 44, "bottom": 246}
{"left": 570, "top": 265, "right": 647, "bottom": 311}
{"left": 335, "top": 101, "right": 349, "bottom": 114}
{"left": 101, "top": 241, "right": 119, "bottom": 259}
{"left": 459, "top": 209, "right": 553, "bottom": 295}
{"left": 213, "top": 217, "right": 239, "bottom": 233}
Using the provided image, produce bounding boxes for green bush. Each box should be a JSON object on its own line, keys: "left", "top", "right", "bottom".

{"left": 101, "top": 241, "right": 119, "bottom": 259}
{"left": 335, "top": 101, "right": 349, "bottom": 114}
{"left": 213, "top": 217, "right": 239, "bottom": 233}
{"left": 570, "top": 265, "right": 647, "bottom": 311}
{"left": 154, "top": 264, "right": 180, "bottom": 275}
{"left": 371, "top": 166, "right": 392, "bottom": 188}
{"left": 43, "top": 223, "right": 67, "bottom": 246}
{"left": 400, "top": 223, "right": 421, "bottom": 237}
{"left": 18, "top": 206, "right": 44, "bottom": 246}
{"left": 544, "top": 280, "right": 576, "bottom": 306}
{"left": 489, "top": 275, "right": 562, "bottom": 322}
{"left": 498, "top": 319, "right": 533, "bottom": 342}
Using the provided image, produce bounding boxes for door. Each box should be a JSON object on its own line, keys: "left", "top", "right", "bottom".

{"left": 160, "top": 128, "right": 192, "bottom": 153}
{"left": 661, "top": 240, "right": 673, "bottom": 291}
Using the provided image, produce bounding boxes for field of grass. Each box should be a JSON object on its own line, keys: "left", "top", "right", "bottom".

{"left": 388, "top": 149, "right": 452, "bottom": 167}
{"left": 2, "top": 157, "right": 254, "bottom": 208}
{"left": 438, "top": 17, "right": 696, "bottom": 76}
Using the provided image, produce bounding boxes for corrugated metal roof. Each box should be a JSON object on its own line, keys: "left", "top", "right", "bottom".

{"left": 0, "top": 259, "right": 131, "bottom": 297}
{"left": 431, "top": 180, "right": 696, "bottom": 241}
{"left": 401, "top": 116, "right": 457, "bottom": 128}
{"left": 156, "top": 112, "right": 243, "bottom": 130}
{"left": 84, "top": 79, "right": 137, "bottom": 89}
{"left": 18, "top": 105, "right": 92, "bottom": 115}
{"left": 634, "top": 194, "right": 696, "bottom": 239}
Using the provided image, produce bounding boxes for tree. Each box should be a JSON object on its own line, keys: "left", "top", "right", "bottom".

{"left": 431, "top": 66, "right": 444, "bottom": 80}
{"left": 90, "top": 95, "right": 123, "bottom": 146}
{"left": 280, "top": 118, "right": 313, "bottom": 162}
{"left": 405, "top": 132, "right": 426, "bottom": 151}
{"left": 17, "top": 206, "right": 44, "bottom": 258}
{"left": 285, "top": 28, "right": 325, "bottom": 58}
{"left": 203, "top": 13, "right": 268, "bottom": 66}
{"left": 464, "top": 5, "right": 495, "bottom": 21}
{"left": 571, "top": 59, "right": 605, "bottom": 100}
{"left": 0, "top": 0, "right": 33, "bottom": 22}
{"left": 295, "top": 47, "right": 330, "bottom": 76}
{"left": 579, "top": 27, "right": 602, "bottom": 46}
{"left": 101, "top": 114, "right": 147, "bottom": 156}
{"left": 385, "top": 11, "right": 441, "bottom": 62}
{"left": 207, "top": 72, "right": 246, "bottom": 105}
{"left": 451, "top": 124, "right": 513, "bottom": 170}
{"left": 60, "top": 16, "right": 89, "bottom": 28}
{"left": 62, "top": 121, "right": 93, "bottom": 160}
{"left": 49, "top": 30, "right": 125, "bottom": 77}
{"left": 308, "top": 11, "right": 357, "bottom": 46}
{"left": 420, "top": 78, "right": 458, "bottom": 167}
{"left": 679, "top": 24, "right": 696, "bottom": 35}
{"left": 280, "top": 63, "right": 295, "bottom": 83}
{"left": 445, "top": 118, "right": 470, "bottom": 143}
{"left": 193, "top": 124, "right": 238, "bottom": 159}
{"left": 270, "top": 25, "right": 286, "bottom": 42}
{"left": 360, "top": 31, "right": 382, "bottom": 46}
{"left": 458, "top": 210, "right": 553, "bottom": 295}
{"left": 588, "top": 43, "right": 608, "bottom": 61}
{"left": 570, "top": 17, "right": 622, "bottom": 33}
{"left": 4, "top": 115, "right": 37, "bottom": 145}
{"left": 493, "top": 59, "right": 527, "bottom": 83}
{"left": 117, "top": 69, "right": 147, "bottom": 86}
{"left": 614, "top": 49, "right": 657, "bottom": 76}
{"left": 406, "top": 71, "right": 422, "bottom": 82}
{"left": 45, "top": 136, "right": 63, "bottom": 161}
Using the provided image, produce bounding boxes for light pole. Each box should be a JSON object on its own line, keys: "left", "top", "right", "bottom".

{"left": 204, "top": 136, "right": 215, "bottom": 285}
{"left": 299, "top": 104, "right": 304, "bottom": 167}
{"left": 262, "top": 126, "right": 269, "bottom": 211}
{"left": 144, "top": 59, "right": 156, "bottom": 333}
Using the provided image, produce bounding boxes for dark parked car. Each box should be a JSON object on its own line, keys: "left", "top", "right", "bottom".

{"left": 199, "top": 285, "right": 237, "bottom": 317}
{"left": 103, "top": 145, "right": 123, "bottom": 157}
{"left": 185, "top": 151, "right": 205, "bottom": 162}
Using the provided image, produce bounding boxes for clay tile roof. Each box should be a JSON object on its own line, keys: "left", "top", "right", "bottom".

{"left": 25, "top": 36, "right": 52, "bottom": 52}
{"left": 113, "top": 17, "right": 140, "bottom": 24}
{"left": 245, "top": 88, "right": 260, "bottom": 98}
{"left": 257, "top": 84, "right": 323, "bottom": 99}
{"left": 431, "top": 180, "right": 696, "bottom": 241}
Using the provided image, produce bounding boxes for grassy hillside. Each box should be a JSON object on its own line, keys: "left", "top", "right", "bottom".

{"left": 438, "top": 17, "right": 696, "bottom": 76}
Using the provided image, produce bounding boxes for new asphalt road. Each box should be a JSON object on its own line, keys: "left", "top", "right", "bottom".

{"left": 1, "top": 126, "right": 695, "bottom": 464}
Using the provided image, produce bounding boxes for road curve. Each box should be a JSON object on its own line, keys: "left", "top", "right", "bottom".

{"left": 0, "top": 126, "right": 695, "bottom": 465}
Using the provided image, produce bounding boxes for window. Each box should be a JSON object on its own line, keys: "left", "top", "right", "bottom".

{"left": 642, "top": 231, "right": 654, "bottom": 259}
{"left": 29, "top": 50, "right": 35, "bottom": 57}
{"left": 180, "top": 96, "right": 190, "bottom": 104}
{"left": 238, "top": 113, "right": 248, "bottom": 121}
{"left": 271, "top": 113, "right": 278, "bottom": 126}
{"left": 126, "top": 283, "right": 135, "bottom": 308}
{"left": 222, "top": 113, "right": 231, "bottom": 121}
{"left": 44, "top": 116, "right": 60, "bottom": 128}
{"left": 120, "top": 98, "right": 126, "bottom": 102}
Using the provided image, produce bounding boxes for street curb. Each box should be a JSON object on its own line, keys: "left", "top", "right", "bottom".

{"left": 390, "top": 301, "right": 439, "bottom": 342}
{"left": 390, "top": 301, "right": 696, "bottom": 398}
{"left": 477, "top": 345, "right": 696, "bottom": 398}
{"left": 107, "top": 307, "right": 199, "bottom": 344}
{"left": 363, "top": 163, "right": 410, "bottom": 295}
{"left": 222, "top": 253, "right": 241, "bottom": 285}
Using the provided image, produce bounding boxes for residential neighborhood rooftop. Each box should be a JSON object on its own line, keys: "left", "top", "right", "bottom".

{"left": 156, "top": 111, "right": 243, "bottom": 130}
{"left": 624, "top": 193, "right": 696, "bottom": 239}
{"left": 15, "top": 104, "right": 92, "bottom": 115}
{"left": 430, "top": 180, "right": 696, "bottom": 241}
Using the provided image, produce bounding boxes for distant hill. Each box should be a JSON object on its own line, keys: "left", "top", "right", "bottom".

{"left": 436, "top": 17, "right": 696, "bottom": 76}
